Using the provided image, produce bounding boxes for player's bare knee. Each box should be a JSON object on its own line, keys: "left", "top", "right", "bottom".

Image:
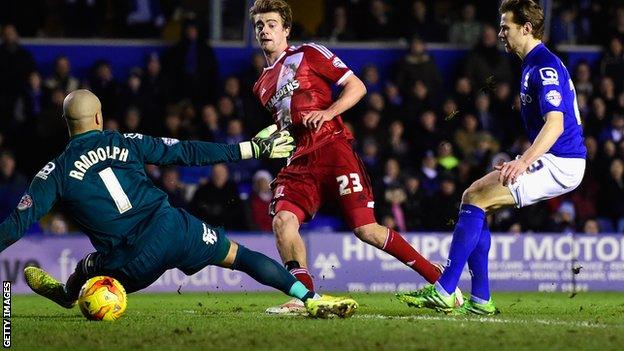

{"left": 353, "top": 223, "right": 384, "bottom": 247}
{"left": 461, "top": 186, "right": 479, "bottom": 205}
{"left": 272, "top": 211, "right": 297, "bottom": 236}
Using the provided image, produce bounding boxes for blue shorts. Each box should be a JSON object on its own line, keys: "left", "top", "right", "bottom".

{"left": 94, "top": 208, "right": 230, "bottom": 293}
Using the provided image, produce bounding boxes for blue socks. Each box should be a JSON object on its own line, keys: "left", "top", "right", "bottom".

{"left": 437, "top": 204, "right": 486, "bottom": 295}
{"left": 231, "top": 244, "right": 314, "bottom": 301}
{"left": 467, "top": 219, "right": 492, "bottom": 301}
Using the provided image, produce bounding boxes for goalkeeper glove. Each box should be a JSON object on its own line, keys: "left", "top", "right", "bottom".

{"left": 239, "top": 124, "right": 295, "bottom": 159}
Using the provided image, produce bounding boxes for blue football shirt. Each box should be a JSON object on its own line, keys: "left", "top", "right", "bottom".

{"left": 519, "top": 43, "right": 586, "bottom": 158}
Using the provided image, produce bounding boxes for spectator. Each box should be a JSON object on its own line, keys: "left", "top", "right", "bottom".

{"left": 403, "top": 174, "right": 426, "bottom": 230}
{"left": 453, "top": 76, "right": 475, "bottom": 115}
{"left": 361, "top": 64, "right": 383, "bottom": 94}
{"left": 600, "top": 36, "right": 624, "bottom": 92}
{"left": 316, "top": 6, "right": 355, "bottom": 42}
{"left": 360, "top": 139, "right": 382, "bottom": 180}
{"left": 36, "top": 88, "right": 68, "bottom": 166}
{"left": 598, "top": 115, "right": 624, "bottom": 144}
{"left": 474, "top": 93, "right": 502, "bottom": 140}
{"left": 378, "top": 185, "right": 408, "bottom": 232}
{"left": 573, "top": 60, "right": 594, "bottom": 97}
{"left": 417, "top": 150, "right": 441, "bottom": 196}
{"left": 550, "top": 5, "right": 581, "bottom": 45}
{"left": 0, "top": 24, "right": 36, "bottom": 131}
{"left": 412, "top": 110, "right": 446, "bottom": 158}
{"left": 88, "top": 60, "right": 119, "bottom": 118}
{"left": 437, "top": 140, "right": 459, "bottom": 171}
{"left": 0, "top": 150, "right": 27, "bottom": 219}
{"left": 395, "top": 37, "right": 443, "bottom": 104}
{"left": 159, "top": 166, "right": 187, "bottom": 208}
{"left": 547, "top": 201, "right": 577, "bottom": 233}
{"left": 142, "top": 52, "right": 170, "bottom": 132}
{"left": 586, "top": 97, "right": 609, "bottom": 138}
{"left": 163, "top": 19, "right": 219, "bottom": 105}
{"left": 221, "top": 119, "right": 259, "bottom": 183}
{"left": 598, "top": 158, "right": 624, "bottom": 232}
{"left": 45, "top": 213, "right": 70, "bottom": 236}
{"left": 357, "top": 0, "right": 398, "bottom": 40}
{"left": 117, "top": 69, "right": 147, "bottom": 117}
{"left": 463, "top": 25, "right": 513, "bottom": 91}
{"left": 583, "top": 219, "right": 600, "bottom": 234}
{"left": 426, "top": 175, "right": 460, "bottom": 231}
{"left": 188, "top": 163, "right": 246, "bottom": 230}
{"left": 383, "top": 120, "right": 411, "bottom": 166}
{"left": 122, "top": 0, "right": 165, "bottom": 38}
{"left": 197, "top": 104, "right": 225, "bottom": 142}
{"left": 121, "top": 106, "right": 143, "bottom": 134}
{"left": 13, "top": 71, "right": 45, "bottom": 141}
{"left": 448, "top": 3, "right": 482, "bottom": 46}
{"left": 401, "top": 0, "right": 447, "bottom": 42}
{"left": 248, "top": 170, "right": 273, "bottom": 231}
{"left": 44, "top": 55, "right": 79, "bottom": 95}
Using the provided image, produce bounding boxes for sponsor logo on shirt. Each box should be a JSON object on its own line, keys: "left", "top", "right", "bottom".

{"left": 17, "top": 194, "right": 32, "bottom": 211}
{"left": 520, "top": 92, "right": 532, "bottom": 104}
{"left": 35, "top": 162, "right": 56, "bottom": 180}
{"left": 539, "top": 67, "right": 559, "bottom": 85}
{"left": 161, "top": 137, "right": 179, "bottom": 146}
{"left": 546, "top": 90, "right": 562, "bottom": 107}
{"left": 266, "top": 79, "right": 300, "bottom": 110}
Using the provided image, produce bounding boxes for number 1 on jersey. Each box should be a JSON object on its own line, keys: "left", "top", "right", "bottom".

{"left": 99, "top": 167, "right": 133, "bottom": 214}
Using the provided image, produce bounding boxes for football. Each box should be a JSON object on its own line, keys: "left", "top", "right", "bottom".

{"left": 78, "top": 276, "right": 127, "bottom": 321}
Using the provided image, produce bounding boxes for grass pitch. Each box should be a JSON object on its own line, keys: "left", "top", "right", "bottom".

{"left": 8, "top": 291, "right": 624, "bottom": 351}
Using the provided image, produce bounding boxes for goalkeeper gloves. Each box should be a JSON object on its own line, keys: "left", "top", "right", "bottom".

{"left": 239, "top": 124, "right": 295, "bottom": 159}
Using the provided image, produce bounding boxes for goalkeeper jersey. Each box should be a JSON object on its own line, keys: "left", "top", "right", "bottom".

{"left": 0, "top": 130, "right": 241, "bottom": 266}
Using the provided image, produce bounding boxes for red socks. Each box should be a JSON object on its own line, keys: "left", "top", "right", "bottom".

{"left": 289, "top": 266, "right": 314, "bottom": 291}
{"left": 382, "top": 228, "right": 441, "bottom": 283}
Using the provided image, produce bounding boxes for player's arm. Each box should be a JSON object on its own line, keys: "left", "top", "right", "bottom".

{"left": 499, "top": 65, "right": 566, "bottom": 185}
{"left": 130, "top": 126, "right": 294, "bottom": 165}
{"left": 0, "top": 163, "right": 61, "bottom": 252}
{"left": 303, "top": 74, "right": 367, "bottom": 132}
{"left": 499, "top": 112, "right": 563, "bottom": 185}
{"left": 302, "top": 45, "right": 367, "bottom": 132}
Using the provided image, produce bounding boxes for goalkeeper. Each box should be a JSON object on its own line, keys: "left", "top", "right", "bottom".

{"left": 0, "top": 89, "right": 356, "bottom": 318}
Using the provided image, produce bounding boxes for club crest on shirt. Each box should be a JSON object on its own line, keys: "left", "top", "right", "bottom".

{"left": 546, "top": 90, "right": 562, "bottom": 107}
{"left": 17, "top": 194, "right": 33, "bottom": 211}
{"left": 332, "top": 57, "right": 347, "bottom": 68}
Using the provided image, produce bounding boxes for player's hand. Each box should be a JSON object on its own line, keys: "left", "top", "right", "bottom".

{"left": 247, "top": 124, "right": 295, "bottom": 159}
{"left": 302, "top": 110, "right": 334, "bottom": 133}
{"left": 496, "top": 159, "right": 529, "bottom": 186}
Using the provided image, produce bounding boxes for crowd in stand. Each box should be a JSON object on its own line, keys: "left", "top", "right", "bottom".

{"left": 1, "top": 1, "right": 624, "bottom": 235}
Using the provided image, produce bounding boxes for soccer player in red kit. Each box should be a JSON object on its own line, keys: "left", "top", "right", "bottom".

{"left": 249, "top": 0, "right": 462, "bottom": 314}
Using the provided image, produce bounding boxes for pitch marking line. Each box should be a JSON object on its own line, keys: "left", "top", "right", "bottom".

{"left": 355, "top": 314, "right": 623, "bottom": 329}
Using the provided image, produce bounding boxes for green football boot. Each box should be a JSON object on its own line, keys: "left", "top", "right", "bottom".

{"left": 24, "top": 266, "right": 75, "bottom": 309}
{"left": 451, "top": 298, "right": 500, "bottom": 316}
{"left": 396, "top": 284, "right": 456, "bottom": 313}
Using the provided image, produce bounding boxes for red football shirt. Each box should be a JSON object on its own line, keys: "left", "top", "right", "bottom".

{"left": 253, "top": 43, "right": 355, "bottom": 159}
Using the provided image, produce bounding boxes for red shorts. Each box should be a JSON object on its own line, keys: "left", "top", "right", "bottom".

{"left": 270, "top": 138, "right": 376, "bottom": 229}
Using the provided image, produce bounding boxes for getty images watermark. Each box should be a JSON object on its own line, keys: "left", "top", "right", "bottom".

{"left": 2, "top": 281, "right": 10, "bottom": 348}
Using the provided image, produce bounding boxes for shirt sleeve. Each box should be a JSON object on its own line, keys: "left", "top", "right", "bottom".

{"left": 534, "top": 63, "right": 566, "bottom": 118}
{"left": 305, "top": 44, "right": 353, "bottom": 86}
{"left": 0, "top": 162, "right": 61, "bottom": 252}
{"left": 125, "top": 134, "right": 242, "bottom": 166}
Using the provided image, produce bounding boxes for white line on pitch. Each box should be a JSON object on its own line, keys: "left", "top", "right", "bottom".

{"left": 354, "top": 314, "right": 622, "bottom": 329}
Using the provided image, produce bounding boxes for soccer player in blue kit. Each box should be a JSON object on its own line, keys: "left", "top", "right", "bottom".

{"left": 397, "top": 0, "right": 586, "bottom": 315}
{"left": 0, "top": 89, "right": 357, "bottom": 318}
